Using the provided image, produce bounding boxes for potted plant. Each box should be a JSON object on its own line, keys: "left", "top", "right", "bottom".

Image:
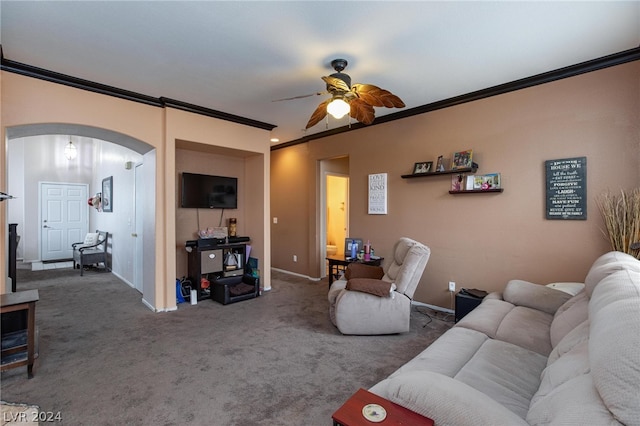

{"left": 596, "top": 188, "right": 640, "bottom": 259}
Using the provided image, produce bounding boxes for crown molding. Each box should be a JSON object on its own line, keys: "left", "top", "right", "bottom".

{"left": 272, "top": 46, "right": 640, "bottom": 151}
{"left": 0, "top": 48, "right": 276, "bottom": 131}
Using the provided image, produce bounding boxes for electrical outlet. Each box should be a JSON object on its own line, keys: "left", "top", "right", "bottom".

{"left": 448, "top": 281, "right": 456, "bottom": 292}
{"left": 293, "top": 255, "right": 297, "bottom": 262}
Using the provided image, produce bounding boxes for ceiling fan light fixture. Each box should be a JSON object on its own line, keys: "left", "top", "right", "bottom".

{"left": 327, "top": 97, "right": 350, "bottom": 119}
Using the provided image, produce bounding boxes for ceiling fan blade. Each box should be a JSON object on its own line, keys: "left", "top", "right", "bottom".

{"left": 272, "top": 91, "right": 327, "bottom": 102}
{"left": 321, "top": 76, "right": 350, "bottom": 92}
{"left": 349, "top": 98, "right": 375, "bottom": 125}
{"left": 305, "top": 98, "right": 331, "bottom": 129}
{"left": 352, "top": 83, "right": 405, "bottom": 108}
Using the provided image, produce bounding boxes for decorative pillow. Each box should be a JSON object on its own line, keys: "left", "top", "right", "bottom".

{"left": 346, "top": 278, "right": 396, "bottom": 297}
{"left": 344, "top": 263, "right": 384, "bottom": 281}
{"left": 83, "top": 233, "right": 100, "bottom": 246}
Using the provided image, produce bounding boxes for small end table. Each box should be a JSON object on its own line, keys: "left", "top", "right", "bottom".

{"left": 326, "top": 256, "right": 384, "bottom": 286}
{"left": 1, "top": 289, "right": 39, "bottom": 378}
{"left": 332, "top": 388, "right": 434, "bottom": 426}
{"left": 455, "top": 291, "right": 485, "bottom": 322}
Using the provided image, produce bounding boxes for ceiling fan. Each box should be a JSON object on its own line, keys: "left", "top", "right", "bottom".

{"left": 274, "top": 59, "right": 406, "bottom": 129}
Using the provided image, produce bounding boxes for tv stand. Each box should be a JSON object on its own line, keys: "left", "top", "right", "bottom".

{"left": 186, "top": 238, "right": 250, "bottom": 301}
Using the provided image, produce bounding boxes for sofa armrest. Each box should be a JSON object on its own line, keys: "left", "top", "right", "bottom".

{"left": 503, "top": 279, "right": 572, "bottom": 314}
{"left": 370, "top": 371, "right": 528, "bottom": 426}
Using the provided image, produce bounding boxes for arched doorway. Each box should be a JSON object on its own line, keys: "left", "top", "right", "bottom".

{"left": 5, "top": 123, "right": 156, "bottom": 306}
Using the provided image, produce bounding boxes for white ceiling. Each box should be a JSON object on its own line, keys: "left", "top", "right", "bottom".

{"left": 1, "top": 1, "right": 639, "bottom": 144}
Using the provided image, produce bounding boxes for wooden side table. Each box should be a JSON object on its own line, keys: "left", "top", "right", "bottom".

{"left": 1, "top": 290, "right": 39, "bottom": 378}
{"left": 332, "top": 388, "right": 434, "bottom": 425}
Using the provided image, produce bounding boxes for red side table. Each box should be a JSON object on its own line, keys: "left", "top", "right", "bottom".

{"left": 332, "top": 388, "right": 434, "bottom": 426}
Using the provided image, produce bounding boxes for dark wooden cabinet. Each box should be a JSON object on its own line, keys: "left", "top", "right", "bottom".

{"left": 187, "top": 239, "right": 249, "bottom": 301}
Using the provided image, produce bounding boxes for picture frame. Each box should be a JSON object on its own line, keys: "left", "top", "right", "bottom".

{"left": 412, "top": 161, "right": 433, "bottom": 174}
{"left": 452, "top": 149, "right": 473, "bottom": 170}
{"left": 436, "top": 155, "right": 445, "bottom": 172}
{"left": 368, "top": 173, "right": 388, "bottom": 215}
{"left": 102, "top": 176, "right": 113, "bottom": 212}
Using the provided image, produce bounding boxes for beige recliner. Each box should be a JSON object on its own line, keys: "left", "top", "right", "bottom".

{"left": 328, "top": 237, "right": 431, "bottom": 335}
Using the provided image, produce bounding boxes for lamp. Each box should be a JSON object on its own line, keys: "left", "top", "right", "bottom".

{"left": 64, "top": 138, "right": 77, "bottom": 160}
{"left": 327, "top": 96, "right": 350, "bottom": 119}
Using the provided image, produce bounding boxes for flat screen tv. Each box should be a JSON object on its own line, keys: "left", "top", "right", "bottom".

{"left": 181, "top": 172, "right": 238, "bottom": 209}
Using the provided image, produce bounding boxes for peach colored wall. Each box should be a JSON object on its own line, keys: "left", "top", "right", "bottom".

{"left": 271, "top": 61, "right": 640, "bottom": 309}
{"left": 1, "top": 72, "right": 272, "bottom": 307}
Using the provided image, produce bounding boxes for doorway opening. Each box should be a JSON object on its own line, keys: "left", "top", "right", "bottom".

{"left": 320, "top": 156, "right": 349, "bottom": 278}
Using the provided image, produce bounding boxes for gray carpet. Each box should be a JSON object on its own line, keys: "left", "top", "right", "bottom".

{"left": 1, "top": 266, "right": 452, "bottom": 425}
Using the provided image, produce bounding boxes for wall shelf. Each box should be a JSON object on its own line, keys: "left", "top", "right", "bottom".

{"left": 449, "top": 189, "right": 504, "bottom": 194}
{"left": 401, "top": 164, "right": 478, "bottom": 179}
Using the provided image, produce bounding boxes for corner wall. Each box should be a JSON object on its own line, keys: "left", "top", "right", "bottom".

{"left": 270, "top": 60, "right": 640, "bottom": 309}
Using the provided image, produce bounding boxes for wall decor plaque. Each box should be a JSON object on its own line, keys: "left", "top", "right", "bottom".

{"left": 545, "top": 157, "right": 586, "bottom": 220}
{"left": 368, "top": 173, "right": 387, "bottom": 215}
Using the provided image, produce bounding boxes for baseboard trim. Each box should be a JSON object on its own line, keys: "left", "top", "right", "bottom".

{"left": 271, "top": 267, "right": 321, "bottom": 281}
{"left": 411, "top": 300, "right": 454, "bottom": 314}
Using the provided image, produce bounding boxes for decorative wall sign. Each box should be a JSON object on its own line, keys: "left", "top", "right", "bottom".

{"left": 545, "top": 157, "right": 586, "bottom": 220}
{"left": 368, "top": 173, "right": 387, "bottom": 215}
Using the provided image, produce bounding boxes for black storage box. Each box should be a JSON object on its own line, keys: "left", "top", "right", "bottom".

{"left": 211, "top": 275, "right": 259, "bottom": 305}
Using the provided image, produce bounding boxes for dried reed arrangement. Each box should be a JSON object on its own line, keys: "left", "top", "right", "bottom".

{"left": 596, "top": 188, "right": 640, "bottom": 259}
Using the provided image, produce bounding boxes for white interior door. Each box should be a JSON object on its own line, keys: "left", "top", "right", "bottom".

{"left": 133, "top": 163, "right": 144, "bottom": 293}
{"left": 40, "top": 182, "right": 88, "bottom": 261}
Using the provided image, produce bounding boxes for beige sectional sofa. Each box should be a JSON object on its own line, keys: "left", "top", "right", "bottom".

{"left": 370, "top": 251, "right": 640, "bottom": 425}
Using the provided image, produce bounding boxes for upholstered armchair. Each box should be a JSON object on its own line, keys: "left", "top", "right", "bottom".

{"left": 328, "top": 237, "right": 431, "bottom": 335}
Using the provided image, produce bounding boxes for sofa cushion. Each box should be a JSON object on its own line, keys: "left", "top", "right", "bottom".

{"left": 549, "top": 290, "right": 589, "bottom": 348}
{"left": 455, "top": 298, "right": 513, "bottom": 337}
{"left": 371, "top": 371, "right": 529, "bottom": 426}
{"left": 375, "top": 326, "right": 547, "bottom": 420}
{"left": 532, "top": 340, "right": 590, "bottom": 409}
{"left": 526, "top": 374, "right": 619, "bottom": 425}
{"left": 547, "top": 319, "right": 589, "bottom": 365}
{"left": 454, "top": 338, "right": 547, "bottom": 419}
{"left": 503, "top": 279, "right": 572, "bottom": 314}
{"left": 456, "top": 299, "right": 554, "bottom": 356}
{"left": 387, "top": 327, "right": 490, "bottom": 379}
{"left": 584, "top": 250, "right": 640, "bottom": 297}
{"left": 588, "top": 268, "right": 640, "bottom": 425}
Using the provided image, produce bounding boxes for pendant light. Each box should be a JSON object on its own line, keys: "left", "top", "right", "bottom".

{"left": 64, "top": 137, "right": 77, "bottom": 160}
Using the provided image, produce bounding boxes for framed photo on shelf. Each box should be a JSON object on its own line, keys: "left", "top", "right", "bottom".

{"left": 436, "top": 155, "right": 445, "bottom": 172}
{"left": 452, "top": 149, "right": 473, "bottom": 170}
{"left": 101, "top": 176, "right": 113, "bottom": 212}
{"left": 483, "top": 173, "right": 501, "bottom": 189}
{"left": 451, "top": 174, "right": 463, "bottom": 191}
{"left": 413, "top": 161, "right": 433, "bottom": 174}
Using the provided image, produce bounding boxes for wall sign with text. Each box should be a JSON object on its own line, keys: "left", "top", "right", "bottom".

{"left": 368, "top": 173, "right": 388, "bottom": 215}
{"left": 545, "top": 157, "right": 587, "bottom": 220}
